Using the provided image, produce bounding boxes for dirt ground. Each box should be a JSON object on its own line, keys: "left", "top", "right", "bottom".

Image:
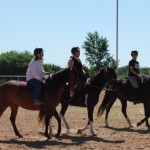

{"left": 0, "top": 92, "right": 150, "bottom": 150}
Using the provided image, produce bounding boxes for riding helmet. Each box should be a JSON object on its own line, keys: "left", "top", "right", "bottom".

{"left": 131, "top": 50, "right": 138, "bottom": 56}
{"left": 71, "top": 47, "right": 80, "bottom": 54}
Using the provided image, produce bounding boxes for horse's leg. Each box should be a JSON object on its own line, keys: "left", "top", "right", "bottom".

{"left": 59, "top": 101, "right": 70, "bottom": 132}
{"left": 77, "top": 121, "right": 90, "bottom": 134}
{"left": 137, "top": 103, "right": 150, "bottom": 128}
{"left": 45, "top": 113, "right": 51, "bottom": 139}
{"left": 87, "top": 106, "right": 96, "bottom": 136}
{"left": 0, "top": 104, "right": 8, "bottom": 117}
{"left": 10, "top": 105, "right": 23, "bottom": 138}
{"left": 105, "top": 98, "right": 116, "bottom": 127}
{"left": 78, "top": 106, "right": 95, "bottom": 135}
{"left": 137, "top": 117, "right": 148, "bottom": 127}
{"left": 53, "top": 109, "right": 61, "bottom": 138}
{"left": 120, "top": 99, "right": 132, "bottom": 128}
{"left": 48, "top": 118, "right": 52, "bottom": 135}
{"left": 144, "top": 104, "right": 150, "bottom": 128}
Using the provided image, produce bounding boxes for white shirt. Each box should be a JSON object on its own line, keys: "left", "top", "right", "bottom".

{"left": 26, "top": 59, "right": 47, "bottom": 81}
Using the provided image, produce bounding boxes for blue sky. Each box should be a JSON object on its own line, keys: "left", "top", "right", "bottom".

{"left": 0, "top": 0, "right": 150, "bottom": 68}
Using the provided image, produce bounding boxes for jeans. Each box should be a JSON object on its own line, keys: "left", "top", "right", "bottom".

{"left": 28, "top": 79, "right": 42, "bottom": 100}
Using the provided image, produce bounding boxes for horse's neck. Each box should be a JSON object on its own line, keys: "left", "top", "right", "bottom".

{"left": 47, "top": 70, "right": 67, "bottom": 85}
{"left": 86, "top": 76, "right": 105, "bottom": 93}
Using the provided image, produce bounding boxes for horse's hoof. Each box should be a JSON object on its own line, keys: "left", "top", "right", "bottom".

{"left": 137, "top": 122, "right": 141, "bottom": 127}
{"left": 46, "top": 136, "right": 51, "bottom": 140}
{"left": 17, "top": 134, "right": 23, "bottom": 138}
{"left": 90, "top": 130, "right": 96, "bottom": 136}
{"left": 55, "top": 133, "right": 60, "bottom": 139}
{"left": 91, "top": 133, "right": 97, "bottom": 137}
{"left": 105, "top": 124, "right": 109, "bottom": 128}
{"left": 45, "top": 134, "right": 51, "bottom": 140}
{"left": 65, "top": 129, "right": 70, "bottom": 134}
{"left": 129, "top": 124, "right": 134, "bottom": 128}
{"left": 77, "top": 129, "right": 82, "bottom": 134}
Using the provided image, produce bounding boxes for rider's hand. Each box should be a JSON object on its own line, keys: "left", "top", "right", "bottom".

{"left": 138, "top": 74, "right": 143, "bottom": 79}
{"left": 39, "top": 78, "right": 43, "bottom": 82}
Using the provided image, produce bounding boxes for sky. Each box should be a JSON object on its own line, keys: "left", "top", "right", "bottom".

{"left": 0, "top": 0, "right": 150, "bottom": 68}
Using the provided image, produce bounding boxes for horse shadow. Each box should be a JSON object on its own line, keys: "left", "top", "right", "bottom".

{"left": 0, "top": 134, "right": 124, "bottom": 149}
{"left": 103, "top": 126, "right": 149, "bottom": 134}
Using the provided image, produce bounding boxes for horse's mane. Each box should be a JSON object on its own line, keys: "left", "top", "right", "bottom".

{"left": 87, "top": 68, "right": 104, "bottom": 85}
{"left": 46, "top": 68, "right": 68, "bottom": 85}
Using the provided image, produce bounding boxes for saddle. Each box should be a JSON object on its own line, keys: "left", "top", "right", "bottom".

{"left": 10, "top": 80, "right": 30, "bottom": 87}
{"left": 126, "top": 78, "right": 142, "bottom": 103}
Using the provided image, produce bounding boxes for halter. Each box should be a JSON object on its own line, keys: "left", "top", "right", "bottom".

{"left": 103, "top": 67, "right": 118, "bottom": 91}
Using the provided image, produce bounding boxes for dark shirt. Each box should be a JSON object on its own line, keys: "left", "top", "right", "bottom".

{"left": 128, "top": 59, "right": 140, "bottom": 76}
{"left": 71, "top": 56, "right": 83, "bottom": 74}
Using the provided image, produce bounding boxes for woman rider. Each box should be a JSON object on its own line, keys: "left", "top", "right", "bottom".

{"left": 26, "top": 48, "right": 49, "bottom": 105}
{"left": 68, "top": 47, "right": 87, "bottom": 104}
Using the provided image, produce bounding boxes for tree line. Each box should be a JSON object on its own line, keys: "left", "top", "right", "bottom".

{"left": 0, "top": 31, "right": 149, "bottom": 78}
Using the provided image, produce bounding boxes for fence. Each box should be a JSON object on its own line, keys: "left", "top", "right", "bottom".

{"left": 0, "top": 75, "right": 26, "bottom": 83}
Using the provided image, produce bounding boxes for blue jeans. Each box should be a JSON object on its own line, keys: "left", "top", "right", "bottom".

{"left": 28, "top": 79, "right": 42, "bottom": 100}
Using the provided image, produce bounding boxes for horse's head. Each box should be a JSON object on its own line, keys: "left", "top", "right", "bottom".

{"left": 101, "top": 67, "right": 117, "bottom": 90}
{"left": 67, "top": 68, "right": 80, "bottom": 86}
{"left": 103, "top": 67, "right": 117, "bottom": 83}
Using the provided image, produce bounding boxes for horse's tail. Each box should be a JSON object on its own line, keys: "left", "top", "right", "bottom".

{"left": 38, "top": 109, "right": 45, "bottom": 124}
{"left": 97, "top": 90, "right": 110, "bottom": 117}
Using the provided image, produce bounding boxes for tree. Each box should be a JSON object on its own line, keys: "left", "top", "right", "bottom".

{"left": 43, "top": 63, "right": 61, "bottom": 73}
{"left": 82, "top": 31, "right": 116, "bottom": 75}
{"left": 118, "top": 65, "right": 128, "bottom": 78}
{"left": 0, "top": 50, "right": 62, "bottom": 75}
{"left": 0, "top": 50, "right": 33, "bottom": 75}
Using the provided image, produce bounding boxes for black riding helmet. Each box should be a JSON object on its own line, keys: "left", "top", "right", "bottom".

{"left": 71, "top": 47, "right": 80, "bottom": 54}
{"left": 34, "top": 48, "right": 43, "bottom": 56}
{"left": 131, "top": 50, "right": 138, "bottom": 56}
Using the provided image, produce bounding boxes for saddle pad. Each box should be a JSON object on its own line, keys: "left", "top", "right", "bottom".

{"left": 19, "top": 81, "right": 28, "bottom": 87}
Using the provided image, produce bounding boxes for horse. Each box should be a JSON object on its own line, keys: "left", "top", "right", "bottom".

{"left": 97, "top": 76, "right": 150, "bottom": 129}
{"left": 0, "top": 68, "right": 79, "bottom": 139}
{"left": 50, "top": 67, "right": 117, "bottom": 136}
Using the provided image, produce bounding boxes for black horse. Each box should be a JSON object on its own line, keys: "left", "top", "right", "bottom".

{"left": 50, "top": 67, "right": 117, "bottom": 136}
{"left": 97, "top": 76, "right": 150, "bottom": 129}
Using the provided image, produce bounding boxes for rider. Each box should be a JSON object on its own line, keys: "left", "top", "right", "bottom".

{"left": 68, "top": 47, "right": 87, "bottom": 104}
{"left": 26, "top": 48, "right": 49, "bottom": 106}
{"left": 128, "top": 50, "right": 143, "bottom": 104}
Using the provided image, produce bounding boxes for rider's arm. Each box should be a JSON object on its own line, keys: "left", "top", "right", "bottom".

{"left": 68, "top": 58, "right": 74, "bottom": 69}
{"left": 129, "top": 66, "right": 143, "bottom": 79}
{"left": 129, "top": 66, "right": 139, "bottom": 76}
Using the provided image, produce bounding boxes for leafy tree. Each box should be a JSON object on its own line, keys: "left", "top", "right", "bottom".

{"left": 140, "top": 67, "right": 150, "bottom": 75}
{"left": 118, "top": 65, "right": 128, "bottom": 78}
{"left": 43, "top": 63, "right": 62, "bottom": 73}
{"left": 0, "top": 50, "right": 62, "bottom": 75}
{"left": 82, "top": 31, "right": 116, "bottom": 75}
{"left": 0, "top": 50, "right": 33, "bottom": 75}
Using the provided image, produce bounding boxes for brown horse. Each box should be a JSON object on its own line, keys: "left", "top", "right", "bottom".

{"left": 0, "top": 68, "right": 79, "bottom": 139}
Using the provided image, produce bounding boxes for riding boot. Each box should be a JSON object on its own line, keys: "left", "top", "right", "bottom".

{"left": 132, "top": 88, "right": 140, "bottom": 105}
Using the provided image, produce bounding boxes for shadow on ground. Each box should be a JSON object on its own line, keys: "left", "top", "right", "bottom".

{"left": 0, "top": 134, "right": 124, "bottom": 149}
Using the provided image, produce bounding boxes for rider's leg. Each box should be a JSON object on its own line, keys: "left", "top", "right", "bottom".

{"left": 69, "top": 85, "right": 77, "bottom": 104}
{"left": 128, "top": 76, "right": 140, "bottom": 104}
{"left": 28, "top": 79, "right": 42, "bottom": 105}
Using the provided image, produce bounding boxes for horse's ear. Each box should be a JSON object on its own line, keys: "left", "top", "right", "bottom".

{"left": 104, "top": 66, "right": 109, "bottom": 73}
{"left": 113, "top": 66, "right": 117, "bottom": 70}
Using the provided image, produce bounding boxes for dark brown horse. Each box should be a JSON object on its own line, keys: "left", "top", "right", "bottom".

{"left": 0, "top": 68, "right": 79, "bottom": 139}
{"left": 97, "top": 77, "right": 150, "bottom": 129}
{"left": 50, "top": 67, "right": 117, "bottom": 136}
